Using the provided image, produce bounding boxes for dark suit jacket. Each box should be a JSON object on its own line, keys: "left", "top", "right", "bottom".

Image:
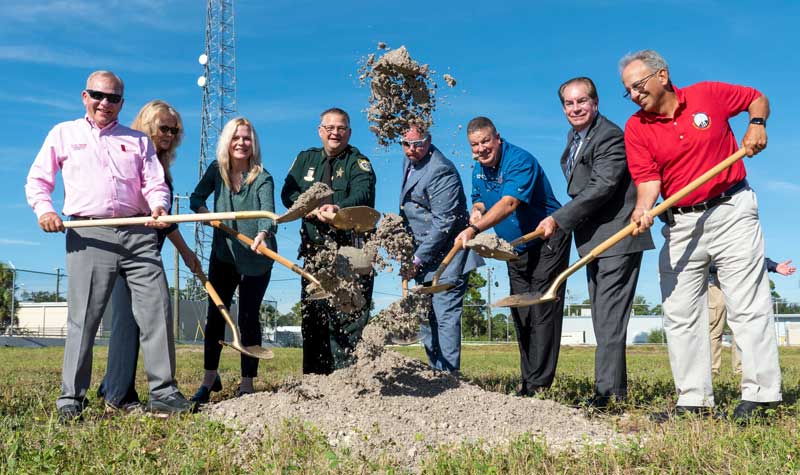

{"left": 551, "top": 114, "right": 654, "bottom": 257}
{"left": 400, "top": 145, "right": 483, "bottom": 283}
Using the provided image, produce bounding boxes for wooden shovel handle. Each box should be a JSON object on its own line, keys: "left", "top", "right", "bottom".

{"left": 402, "top": 279, "right": 408, "bottom": 298}
{"left": 210, "top": 221, "right": 322, "bottom": 287}
{"left": 510, "top": 229, "right": 545, "bottom": 247}
{"left": 431, "top": 244, "right": 461, "bottom": 286}
{"left": 63, "top": 210, "right": 279, "bottom": 228}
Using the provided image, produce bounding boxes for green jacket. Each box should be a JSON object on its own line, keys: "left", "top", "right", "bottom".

{"left": 190, "top": 160, "right": 277, "bottom": 276}
{"left": 281, "top": 145, "right": 376, "bottom": 249}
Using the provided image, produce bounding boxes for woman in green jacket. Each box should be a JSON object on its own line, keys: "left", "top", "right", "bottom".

{"left": 189, "top": 117, "right": 277, "bottom": 402}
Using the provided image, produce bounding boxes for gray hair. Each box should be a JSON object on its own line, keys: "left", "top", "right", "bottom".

{"left": 618, "top": 50, "right": 669, "bottom": 75}
{"left": 466, "top": 116, "right": 497, "bottom": 136}
{"left": 85, "top": 70, "right": 124, "bottom": 94}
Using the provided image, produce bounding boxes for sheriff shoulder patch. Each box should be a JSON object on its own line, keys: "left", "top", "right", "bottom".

{"left": 358, "top": 159, "right": 372, "bottom": 172}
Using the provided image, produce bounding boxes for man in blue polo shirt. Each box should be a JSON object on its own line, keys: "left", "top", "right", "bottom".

{"left": 456, "top": 116, "right": 571, "bottom": 396}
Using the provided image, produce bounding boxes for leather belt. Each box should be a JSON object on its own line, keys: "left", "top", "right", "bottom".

{"left": 70, "top": 214, "right": 146, "bottom": 221}
{"left": 671, "top": 179, "right": 748, "bottom": 215}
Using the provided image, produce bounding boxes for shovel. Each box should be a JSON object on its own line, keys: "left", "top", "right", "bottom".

{"left": 278, "top": 183, "right": 335, "bottom": 223}
{"left": 63, "top": 210, "right": 278, "bottom": 228}
{"left": 411, "top": 244, "right": 461, "bottom": 294}
{"left": 197, "top": 269, "right": 274, "bottom": 360}
{"left": 466, "top": 230, "right": 546, "bottom": 261}
{"left": 494, "top": 148, "right": 748, "bottom": 308}
{"left": 314, "top": 206, "right": 381, "bottom": 233}
{"left": 210, "top": 221, "right": 322, "bottom": 287}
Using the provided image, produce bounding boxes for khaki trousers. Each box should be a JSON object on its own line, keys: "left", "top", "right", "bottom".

{"left": 708, "top": 283, "right": 742, "bottom": 374}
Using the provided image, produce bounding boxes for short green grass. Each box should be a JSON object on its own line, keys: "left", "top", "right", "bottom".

{"left": 1, "top": 344, "right": 798, "bottom": 474}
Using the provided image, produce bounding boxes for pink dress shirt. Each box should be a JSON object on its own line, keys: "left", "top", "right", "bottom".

{"left": 25, "top": 116, "right": 170, "bottom": 219}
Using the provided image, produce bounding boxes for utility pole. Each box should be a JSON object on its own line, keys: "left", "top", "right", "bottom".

{"left": 55, "top": 267, "right": 62, "bottom": 300}
{"left": 173, "top": 195, "right": 181, "bottom": 341}
{"left": 486, "top": 266, "right": 492, "bottom": 342}
{"left": 8, "top": 261, "right": 15, "bottom": 337}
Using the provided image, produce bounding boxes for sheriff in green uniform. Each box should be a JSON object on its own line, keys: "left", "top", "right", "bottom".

{"left": 281, "top": 107, "right": 376, "bottom": 374}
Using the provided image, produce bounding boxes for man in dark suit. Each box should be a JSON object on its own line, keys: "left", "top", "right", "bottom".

{"left": 535, "top": 77, "right": 654, "bottom": 407}
{"left": 400, "top": 123, "right": 483, "bottom": 372}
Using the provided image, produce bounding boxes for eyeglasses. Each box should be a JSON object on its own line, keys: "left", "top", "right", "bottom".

{"left": 158, "top": 125, "right": 180, "bottom": 135}
{"left": 320, "top": 125, "right": 349, "bottom": 133}
{"left": 401, "top": 137, "right": 429, "bottom": 148}
{"left": 85, "top": 89, "right": 122, "bottom": 104}
{"left": 623, "top": 70, "right": 660, "bottom": 99}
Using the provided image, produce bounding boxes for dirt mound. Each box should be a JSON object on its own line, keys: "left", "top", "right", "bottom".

{"left": 206, "top": 349, "right": 619, "bottom": 469}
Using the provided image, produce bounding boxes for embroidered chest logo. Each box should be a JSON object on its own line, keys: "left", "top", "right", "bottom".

{"left": 304, "top": 167, "right": 315, "bottom": 181}
{"left": 692, "top": 112, "right": 711, "bottom": 130}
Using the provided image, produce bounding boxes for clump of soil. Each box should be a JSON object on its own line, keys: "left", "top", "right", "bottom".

{"left": 284, "top": 182, "right": 333, "bottom": 220}
{"left": 304, "top": 240, "right": 366, "bottom": 313}
{"left": 364, "top": 213, "right": 415, "bottom": 275}
{"left": 467, "top": 233, "right": 517, "bottom": 258}
{"left": 357, "top": 293, "right": 431, "bottom": 359}
{"left": 206, "top": 349, "right": 620, "bottom": 470}
{"left": 442, "top": 74, "right": 456, "bottom": 87}
{"left": 358, "top": 44, "right": 456, "bottom": 146}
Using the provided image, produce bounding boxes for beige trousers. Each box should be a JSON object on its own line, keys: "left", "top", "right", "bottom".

{"left": 708, "top": 283, "right": 742, "bottom": 374}
{"left": 659, "top": 189, "right": 781, "bottom": 407}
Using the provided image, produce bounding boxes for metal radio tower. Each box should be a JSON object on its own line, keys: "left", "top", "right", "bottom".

{"left": 190, "top": 0, "right": 238, "bottom": 299}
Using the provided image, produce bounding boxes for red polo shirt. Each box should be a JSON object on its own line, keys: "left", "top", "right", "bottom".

{"left": 624, "top": 81, "right": 760, "bottom": 207}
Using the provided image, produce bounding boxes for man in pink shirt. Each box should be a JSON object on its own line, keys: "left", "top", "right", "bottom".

{"left": 25, "top": 70, "right": 194, "bottom": 422}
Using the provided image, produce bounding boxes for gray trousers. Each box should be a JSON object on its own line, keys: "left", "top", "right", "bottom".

{"left": 586, "top": 251, "right": 643, "bottom": 399}
{"left": 660, "top": 189, "right": 781, "bottom": 406}
{"left": 59, "top": 225, "right": 177, "bottom": 408}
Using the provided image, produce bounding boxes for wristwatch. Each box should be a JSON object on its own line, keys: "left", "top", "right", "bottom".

{"left": 468, "top": 224, "right": 481, "bottom": 234}
{"left": 749, "top": 117, "right": 767, "bottom": 127}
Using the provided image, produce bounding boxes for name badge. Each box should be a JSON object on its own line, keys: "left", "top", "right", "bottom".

{"left": 303, "top": 167, "right": 315, "bottom": 182}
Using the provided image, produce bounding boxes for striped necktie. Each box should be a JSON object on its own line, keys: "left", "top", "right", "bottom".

{"left": 566, "top": 131, "right": 581, "bottom": 176}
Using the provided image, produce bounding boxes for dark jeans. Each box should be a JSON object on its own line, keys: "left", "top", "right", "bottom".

{"left": 507, "top": 229, "right": 571, "bottom": 393}
{"left": 203, "top": 255, "right": 271, "bottom": 378}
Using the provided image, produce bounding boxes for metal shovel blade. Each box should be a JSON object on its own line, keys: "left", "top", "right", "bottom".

{"left": 412, "top": 282, "right": 455, "bottom": 294}
{"left": 221, "top": 341, "right": 275, "bottom": 360}
{"left": 389, "top": 334, "right": 421, "bottom": 346}
{"left": 466, "top": 242, "right": 519, "bottom": 261}
{"left": 493, "top": 291, "right": 557, "bottom": 308}
{"left": 333, "top": 206, "right": 381, "bottom": 233}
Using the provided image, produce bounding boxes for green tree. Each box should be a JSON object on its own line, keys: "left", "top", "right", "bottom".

{"left": 0, "top": 263, "right": 19, "bottom": 331}
{"left": 22, "top": 290, "right": 66, "bottom": 303}
{"left": 462, "top": 270, "right": 487, "bottom": 338}
{"left": 649, "top": 304, "right": 663, "bottom": 316}
{"left": 769, "top": 279, "right": 800, "bottom": 314}
{"left": 632, "top": 295, "right": 650, "bottom": 315}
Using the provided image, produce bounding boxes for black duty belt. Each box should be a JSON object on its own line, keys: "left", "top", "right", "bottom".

{"left": 671, "top": 179, "right": 748, "bottom": 215}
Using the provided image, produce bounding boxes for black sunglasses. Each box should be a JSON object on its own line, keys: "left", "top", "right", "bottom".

{"left": 158, "top": 125, "right": 180, "bottom": 135}
{"left": 85, "top": 89, "right": 122, "bottom": 104}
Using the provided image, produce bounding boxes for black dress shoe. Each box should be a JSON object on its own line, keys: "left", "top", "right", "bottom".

{"left": 57, "top": 403, "right": 84, "bottom": 424}
{"left": 650, "top": 405, "right": 714, "bottom": 423}
{"left": 235, "top": 386, "right": 254, "bottom": 398}
{"left": 732, "top": 401, "right": 777, "bottom": 424}
{"left": 190, "top": 375, "right": 222, "bottom": 404}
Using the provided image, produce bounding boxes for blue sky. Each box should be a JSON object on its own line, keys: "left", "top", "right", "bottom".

{"left": 1, "top": 0, "right": 798, "bottom": 314}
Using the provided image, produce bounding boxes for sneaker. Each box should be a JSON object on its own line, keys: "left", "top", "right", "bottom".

{"left": 104, "top": 399, "right": 144, "bottom": 414}
{"left": 57, "top": 403, "right": 84, "bottom": 424}
{"left": 147, "top": 392, "right": 196, "bottom": 415}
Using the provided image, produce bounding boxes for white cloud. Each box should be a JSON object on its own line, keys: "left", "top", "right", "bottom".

{"left": 765, "top": 181, "right": 800, "bottom": 193}
{"left": 0, "top": 239, "right": 40, "bottom": 246}
{"left": 0, "top": 45, "right": 187, "bottom": 73}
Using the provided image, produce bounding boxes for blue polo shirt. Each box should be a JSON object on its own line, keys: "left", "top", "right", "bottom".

{"left": 471, "top": 141, "right": 561, "bottom": 250}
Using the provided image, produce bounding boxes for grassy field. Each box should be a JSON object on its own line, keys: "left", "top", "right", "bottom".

{"left": 1, "top": 343, "right": 799, "bottom": 474}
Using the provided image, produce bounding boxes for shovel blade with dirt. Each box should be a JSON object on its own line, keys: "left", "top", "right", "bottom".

{"left": 315, "top": 206, "right": 381, "bottom": 233}
{"left": 494, "top": 148, "right": 748, "bottom": 308}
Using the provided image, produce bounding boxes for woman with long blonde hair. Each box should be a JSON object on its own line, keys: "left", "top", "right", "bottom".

{"left": 189, "top": 117, "right": 277, "bottom": 402}
{"left": 97, "top": 100, "right": 201, "bottom": 411}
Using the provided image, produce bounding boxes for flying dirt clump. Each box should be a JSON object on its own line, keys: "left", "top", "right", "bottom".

{"left": 467, "top": 233, "right": 516, "bottom": 257}
{"left": 285, "top": 182, "right": 333, "bottom": 220}
{"left": 364, "top": 213, "right": 415, "bottom": 275}
{"left": 356, "top": 292, "right": 431, "bottom": 360}
{"left": 358, "top": 44, "right": 457, "bottom": 147}
{"left": 304, "top": 240, "right": 367, "bottom": 313}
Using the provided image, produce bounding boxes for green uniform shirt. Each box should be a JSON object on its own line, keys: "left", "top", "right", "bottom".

{"left": 190, "top": 160, "right": 277, "bottom": 276}
{"left": 281, "top": 145, "right": 376, "bottom": 249}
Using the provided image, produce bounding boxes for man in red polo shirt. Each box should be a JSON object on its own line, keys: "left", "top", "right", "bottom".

{"left": 620, "top": 49, "right": 781, "bottom": 422}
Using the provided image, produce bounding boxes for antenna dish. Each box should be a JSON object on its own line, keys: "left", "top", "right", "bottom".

{"left": 197, "top": 76, "right": 207, "bottom": 87}
{"left": 198, "top": 53, "right": 208, "bottom": 65}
